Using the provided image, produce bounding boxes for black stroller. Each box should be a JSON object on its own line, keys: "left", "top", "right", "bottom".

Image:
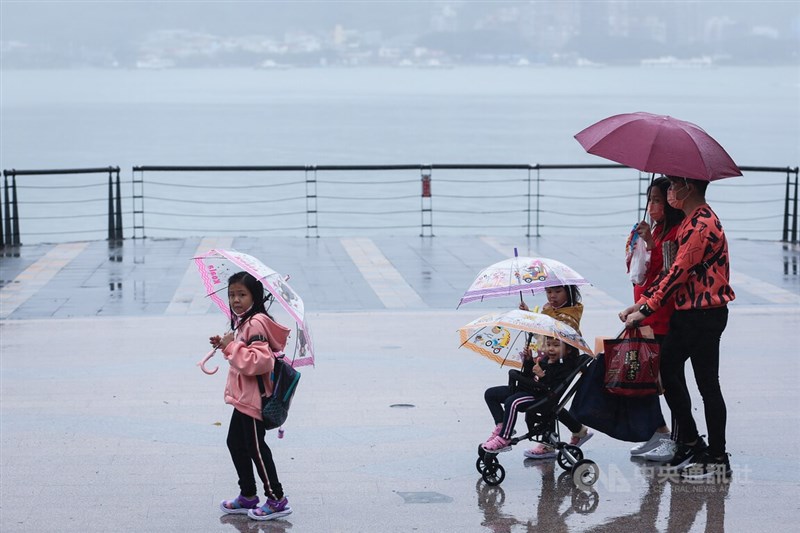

{"left": 476, "top": 353, "right": 600, "bottom": 489}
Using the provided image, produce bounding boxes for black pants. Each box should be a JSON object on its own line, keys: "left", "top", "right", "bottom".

{"left": 653, "top": 333, "right": 676, "bottom": 439}
{"left": 660, "top": 307, "right": 729, "bottom": 457}
{"left": 226, "top": 408, "right": 284, "bottom": 500}
{"left": 485, "top": 384, "right": 583, "bottom": 437}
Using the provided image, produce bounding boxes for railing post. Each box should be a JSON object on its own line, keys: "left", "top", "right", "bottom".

{"left": 107, "top": 168, "right": 114, "bottom": 241}
{"left": 420, "top": 166, "right": 433, "bottom": 237}
{"left": 525, "top": 167, "right": 531, "bottom": 237}
{"left": 132, "top": 168, "right": 145, "bottom": 239}
{"left": 534, "top": 165, "right": 541, "bottom": 237}
{"left": 305, "top": 167, "right": 319, "bottom": 238}
{"left": 781, "top": 166, "right": 799, "bottom": 244}
{"left": 114, "top": 167, "right": 123, "bottom": 240}
{"left": 792, "top": 167, "right": 799, "bottom": 244}
{"left": 3, "top": 172, "right": 12, "bottom": 246}
{"left": 1, "top": 173, "right": 6, "bottom": 248}
{"left": 11, "top": 174, "right": 20, "bottom": 245}
{"left": 784, "top": 169, "right": 791, "bottom": 243}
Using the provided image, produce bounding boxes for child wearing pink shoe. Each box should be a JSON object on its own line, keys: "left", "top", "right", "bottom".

{"left": 483, "top": 336, "right": 579, "bottom": 453}
{"left": 519, "top": 286, "right": 592, "bottom": 459}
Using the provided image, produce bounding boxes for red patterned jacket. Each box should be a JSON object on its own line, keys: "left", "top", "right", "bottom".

{"left": 632, "top": 224, "right": 678, "bottom": 336}
{"left": 639, "top": 204, "right": 735, "bottom": 312}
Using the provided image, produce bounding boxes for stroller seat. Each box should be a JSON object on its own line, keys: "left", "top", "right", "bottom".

{"left": 476, "top": 353, "right": 600, "bottom": 489}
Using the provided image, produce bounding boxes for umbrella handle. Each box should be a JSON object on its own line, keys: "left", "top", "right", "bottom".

{"left": 641, "top": 172, "right": 655, "bottom": 222}
{"left": 198, "top": 346, "right": 220, "bottom": 375}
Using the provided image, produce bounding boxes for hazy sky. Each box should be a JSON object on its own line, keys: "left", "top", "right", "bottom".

{"left": 2, "top": 1, "right": 798, "bottom": 47}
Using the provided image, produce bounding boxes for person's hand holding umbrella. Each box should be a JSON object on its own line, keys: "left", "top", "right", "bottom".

{"left": 198, "top": 331, "right": 236, "bottom": 375}
{"left": 532, "top": 358, "right": 545, "bottom": 379}
{"left": 519, "top": 344, "right": 534, "bottom": 361}
{"left": 210, "top": 332, "right": 235, "bottom": 350}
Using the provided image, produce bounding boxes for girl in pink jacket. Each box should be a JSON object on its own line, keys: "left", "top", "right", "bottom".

{"left": 213, "top": 271, "right": 293, "bottom": 521}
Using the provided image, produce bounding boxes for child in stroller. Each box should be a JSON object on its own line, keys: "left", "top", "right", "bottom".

{"left": 483, "top": 336, "right": 579, "bottom": 452}
{"left": 478, "top": 338, "right": 599, "bottom": 488}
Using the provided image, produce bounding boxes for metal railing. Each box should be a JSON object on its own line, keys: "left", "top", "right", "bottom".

{"left": 2, "top": 163, "right": 797, "bottom": 246}
{"left": 2, "top": 167, "right": 123, "bottom": 246}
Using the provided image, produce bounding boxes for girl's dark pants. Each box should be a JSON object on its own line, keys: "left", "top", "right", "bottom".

{"left": 227, "top": 408, "right": 284, "bottom": 500}
{"left": 660, "top": 306, "right": 728, "bottom": 457}
{"left": 485, "top": 386, "right": 582, "bottom": 436}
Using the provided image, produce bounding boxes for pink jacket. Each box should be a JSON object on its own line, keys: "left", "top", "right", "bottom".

{"left": 222, "top": 313, "right": 291, "bottom": 420}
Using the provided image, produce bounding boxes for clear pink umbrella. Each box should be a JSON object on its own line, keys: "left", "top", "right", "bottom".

{"left": 575, "top": 112, "right": 742, "bottom": 181}
{"left": 193, "top": 249, "right": 315, "bottom": 371}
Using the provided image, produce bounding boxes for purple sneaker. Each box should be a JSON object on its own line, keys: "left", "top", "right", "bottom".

{"left": 220, "top": 494, "right": 259, "bottom": 515}
{"left": 248, "top": 496, "right": 293, "bottom": 521}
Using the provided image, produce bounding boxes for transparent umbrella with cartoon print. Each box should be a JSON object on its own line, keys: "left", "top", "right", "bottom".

{"left": 193, "top": 248, "right": 315, "bottom": 374}
{"left": 458, "top": 309, "right": 594, "bottom": 369}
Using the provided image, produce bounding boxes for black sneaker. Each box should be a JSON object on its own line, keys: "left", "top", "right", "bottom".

{"left": 662, "top": 437, "right": 707, "bottom": 472}
{"left": 682, "top": 451, "right": 732, "bottom": 482}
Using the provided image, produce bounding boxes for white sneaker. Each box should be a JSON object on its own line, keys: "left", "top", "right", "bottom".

{"left": 630, "top": 431, "right": 670, "bottom": 456}
{"left": 642, "top": 439, "right": 678, "bottom": 462}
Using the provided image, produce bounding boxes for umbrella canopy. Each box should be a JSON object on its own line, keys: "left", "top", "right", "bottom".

{"left": 574, "top": 112, "right": 742, "bottom": 181}
{"left": 458, "top": 256, "right": 590, "bottom": 307}
{"left": 194, "top": 248, "right": 315, "bottom": 368}
{"left": 459, "top": 309, "right": 594, "bottom": 368}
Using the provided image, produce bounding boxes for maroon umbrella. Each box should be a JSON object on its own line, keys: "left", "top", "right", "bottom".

{"left": 574, "top": 112, "right": 742, "bottom": 181}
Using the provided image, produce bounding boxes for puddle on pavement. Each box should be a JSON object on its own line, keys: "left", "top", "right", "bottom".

{"left": 396, "top": 491, "right": 453, "bottom": 504}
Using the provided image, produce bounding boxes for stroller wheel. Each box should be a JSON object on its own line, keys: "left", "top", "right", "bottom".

{"left": 557, "top": 445, "right": 584, "bottom": 471}
{"left": 477, "top": 443, "right": 486, "bottom": 458}
{"left": 572, "top": 459, "right": 600, "bottom": 490}
{"left": 478, "top": 449, "right": 497, "bottom": 473}
{"left": 481, "top": 462, "right": 506, "bottom": 486}
{"left": 476, "top": 479, "right": 506, "bottom": 507}
{"left": 571, "top": 488, "right": 600, "bottom": 514}
{"left": 476, "top": 456, "right": 486, "bottom": 474}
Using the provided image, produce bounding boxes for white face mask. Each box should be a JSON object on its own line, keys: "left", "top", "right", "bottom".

{"left": 233, "top": 304, "right": 254, "bottom": 318}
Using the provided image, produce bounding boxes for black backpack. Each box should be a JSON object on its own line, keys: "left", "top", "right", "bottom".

{"left": 250, "top": 335, "right": 301, "bottom": 430}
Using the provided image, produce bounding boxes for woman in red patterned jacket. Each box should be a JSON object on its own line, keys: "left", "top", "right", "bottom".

{"left": 620, "top": 175, "right": 735, "bottom": 482}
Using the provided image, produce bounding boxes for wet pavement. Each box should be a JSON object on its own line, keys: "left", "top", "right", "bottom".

{"left": 1, "top": 235, "right": 798, "bottom": 532}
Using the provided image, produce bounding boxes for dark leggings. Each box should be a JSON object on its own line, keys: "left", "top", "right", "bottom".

{"left": 660, "top": 307, "right": 729, "bottom": 457}
{"left": 485, "top": 385, "right": 583, "bottom": 439}
{"left": 226, "top": 408, "right": 284, "bottom": 500}
{"left": 557, "top": 409, "right": 583, "bottom": 434}
{"left": 485, "top": 386, "right": 539, "bottom": 439}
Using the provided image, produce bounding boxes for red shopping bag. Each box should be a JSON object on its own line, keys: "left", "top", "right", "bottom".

{"left": 603, "top": 328, "right": 661, "bottom": 397}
